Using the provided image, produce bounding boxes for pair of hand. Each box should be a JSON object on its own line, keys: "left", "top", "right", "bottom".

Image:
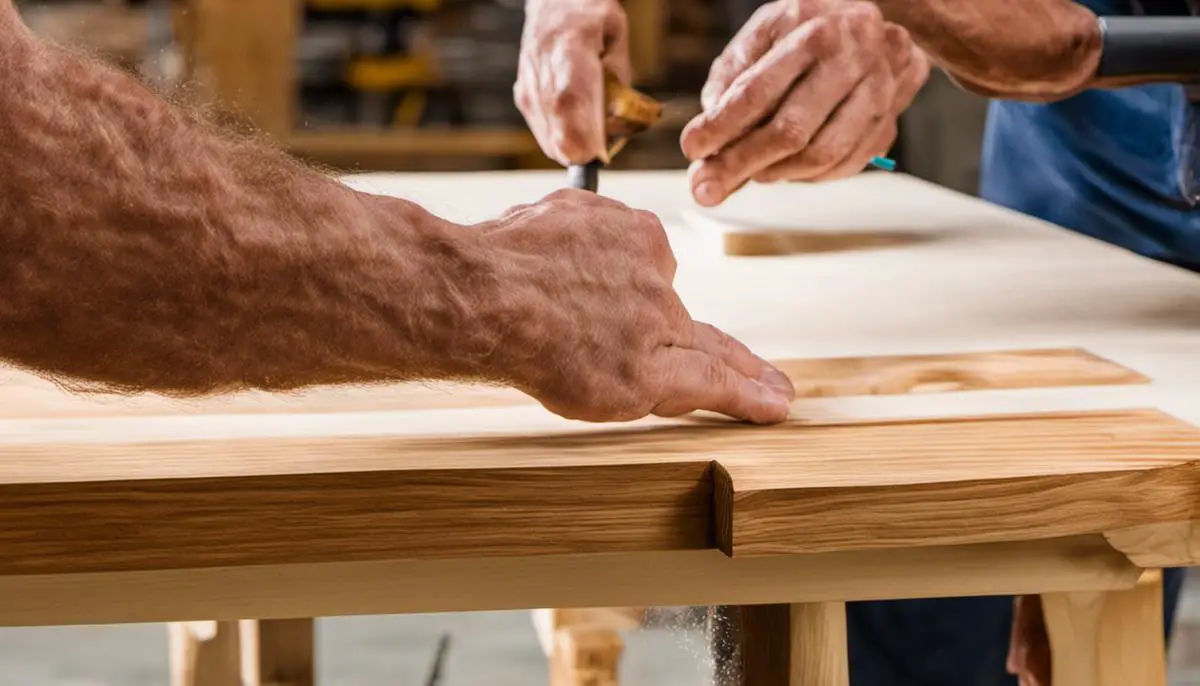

{"left": 497, "top": 0, "right": 926, "bottom": 425}
{"left": 515, "top": 0, "right": 929, "bottom": 206}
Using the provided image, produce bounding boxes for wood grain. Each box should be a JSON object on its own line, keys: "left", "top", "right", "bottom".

{"left": 1105, "top": 520, "right": 1200, "bottom": 567}
{"left": 0, "top": 461, "right": 712, "bottom": 575}
{"left": 712, "top": 602, "right": 848, "bottom": 686}
{"left": 789, "top": 602, "right": 849, "bottom": 686}
{"left": 714, "top": 410, "right": 1200, "bottom": 557}
{"left": 169, "top": 621, "right": 241, "bottom": 686}
{"left": 0, "top": 537, "right": 1141, "bottom": 627}
{"left": 242, "top": 619, "right": 314, "bottom": 686}
{"left": 4, "top": 409, "right": 1197, "bottom": 574}
{"left": 1042, "top": 570, "right": 1167, "bottom": 686}
{"left": 777, "top": 348, "right": 1146, "bottom": 398}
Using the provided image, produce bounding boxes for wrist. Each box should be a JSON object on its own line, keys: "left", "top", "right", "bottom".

{"left": 356, "top": 194, "right": 504, "bottom": 383}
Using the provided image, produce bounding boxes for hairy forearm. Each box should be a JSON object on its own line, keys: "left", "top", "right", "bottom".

{"left": 0, "top": 13, "right": 497, "bottom": 395}
{"left": 869, "top": 0, "right": 1104, "bottom": 100}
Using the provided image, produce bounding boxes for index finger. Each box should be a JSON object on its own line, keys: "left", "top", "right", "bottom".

{"left": 681, "top": 21, "right": 824, "bottom": 161}
{"left": 699, "top": 5, "right": 782, "bottom": 111}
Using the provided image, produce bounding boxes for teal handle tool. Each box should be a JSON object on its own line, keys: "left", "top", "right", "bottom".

{"left": 869, "top": 155, "right": 896, "bottom": 172}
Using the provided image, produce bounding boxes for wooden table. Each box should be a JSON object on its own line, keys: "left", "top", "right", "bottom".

{"left": 3, "top": 171, "right": 1200, "bottom": 685}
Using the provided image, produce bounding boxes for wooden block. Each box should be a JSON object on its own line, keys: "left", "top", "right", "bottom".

{"left": 778, "top": 348, "right": 1147, "bottom": 398}
{"left": 1041, "top": 569, "right": 1167, "bottom": 686}
{"left": 2, "top": 535, "right": 1141, "bottom": 626}
{"left": 709, "top": 602, "right": 848, "bottom": 686}
{"left": 551, "top": 626, "right": 624, "bottom": 686}
{"left": 714, "top": 410, "right": 1200, "bottom": 557}
{"left": 1106, "top": 521, "right": 1200, "bottom": 567}
{"left": 0, "top": 461, "right": 712, "bottom": 575}
{"left": 533, "top": 607, "right": 645, "bottom": 656}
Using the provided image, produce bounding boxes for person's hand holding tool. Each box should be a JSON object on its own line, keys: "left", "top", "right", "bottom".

{"left": 514, "top": 0, "right": 631, "bottom": 166}
{"left": 474, "top": 189, "right": 795, "bottom": 424}
{"left": 680, "top": 0, "right": 929, "bottom": 207}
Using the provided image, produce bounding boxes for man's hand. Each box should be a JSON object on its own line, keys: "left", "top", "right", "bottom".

{"left": 473, "top": 189, "right": 795, "bottom": 424}
{"left": 681, "top": 0, "right": 928, "bottom": 207}
{"left": 514, "top": 0, "right": 631, "bottom": 166}
{"left": 1007, "top": 595, "right": 1051, "bottom": 686}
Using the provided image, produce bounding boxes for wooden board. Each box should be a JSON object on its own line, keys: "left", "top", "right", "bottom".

{"left": 713, "top": 410, "right": 1200, "bottom": 557}
{"left": 0, "top": 536, "right": 1142, "bottom": 626}
{"left": 4, "top": 171, "right": 1200, "bottom": 624}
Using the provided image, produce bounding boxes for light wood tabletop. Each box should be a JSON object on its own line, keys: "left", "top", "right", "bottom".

{"left": 2, "top": 170, "right": 1199, "bottom": 655}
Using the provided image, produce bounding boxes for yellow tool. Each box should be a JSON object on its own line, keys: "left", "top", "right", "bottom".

{"left": 566, "top": 70, "right": 663, "bottom": 193}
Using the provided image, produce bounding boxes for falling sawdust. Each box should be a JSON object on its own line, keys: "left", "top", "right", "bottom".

{"left": 626, "top": 607, "right": 743, "bottom": 686}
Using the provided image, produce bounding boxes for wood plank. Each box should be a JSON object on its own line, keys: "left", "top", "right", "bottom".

{"left": 0, "top": 461, "right": 712, "bottom": 575}
{"left": 3, "top": 409, "right": 1197, "bottom": 574}
{"left": 1042, "top": 569, "right": 1167, "bottom": 686}
{"left": 0, "top": 536, "right": 1140, "bottom": 627}
{"left": 714, "top": 410, "right": 1200, "bottom": 557}
{"left": 777, "top": 348, "right": 1147, "bottom": 398}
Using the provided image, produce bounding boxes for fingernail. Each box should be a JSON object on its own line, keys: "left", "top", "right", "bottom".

{"left": 760, "top": 366, "right": 795, "bottom": 400}
{"left": 756, "top": 382, "right": 793, "bottom": 422}
{"left": 693, "top": 181, "right": 722, "bottom": 207}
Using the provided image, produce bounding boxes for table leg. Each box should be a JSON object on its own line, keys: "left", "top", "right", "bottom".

{"left": 167, "top": 619, "right": 314, "bottom": 686}
{"left": 168, "top": 621, "right": 240, "bottom": 686}
{"left": 1040, "top": 569, "right": 1167, "bottom": 686}
{"left": 709, "top": 602, "right": 849, "bottom": 686}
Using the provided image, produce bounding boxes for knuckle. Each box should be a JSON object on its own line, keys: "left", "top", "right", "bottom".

{"left": 550, "top": 85, "right": 584, "bottom": 115}
{"left": 543, "top": 187, "right": 590, "bottom": 205}
{"left": 513, "top": 82, "right": 534, "bottom": 112}
{"left": 806, "top": 17, "right": 839, "bottom": 55}
{"left": 844, "top": 1, "right": 884, "bottom": 26}
{"left": 805, "top": 141, "right": 842, "bottom": 170}
{"left": 767, "top": 114, "right": 807, "bottom": 144}
{"left": 703, "top": 359, "right": 733, "bottom": 390}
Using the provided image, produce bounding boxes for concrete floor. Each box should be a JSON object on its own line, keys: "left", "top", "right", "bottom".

{"left": 0, "top": 611, "right": 712, "bottom": 686}
{"left": 5, "top": 580, "right": 1200, "bottom": 686}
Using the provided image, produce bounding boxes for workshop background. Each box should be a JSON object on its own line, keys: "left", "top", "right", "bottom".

{"left": 0, "top": 1, "right": 1196, "bottom": 685}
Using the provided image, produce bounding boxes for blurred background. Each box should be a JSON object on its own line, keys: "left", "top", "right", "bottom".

{"left": 0, "top": 1, "right": 1196, "bottom": 685}
{"left": 12, "top": 0, "right": 985, "bottom": 189}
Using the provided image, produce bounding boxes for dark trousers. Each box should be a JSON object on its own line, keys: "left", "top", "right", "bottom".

{"left": 844, "top": 567, "right": 1187, "bottom": 686}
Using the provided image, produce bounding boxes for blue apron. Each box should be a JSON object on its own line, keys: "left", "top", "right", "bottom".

{"left": 848, "top": 1, "right": 1191, "bottom": 683}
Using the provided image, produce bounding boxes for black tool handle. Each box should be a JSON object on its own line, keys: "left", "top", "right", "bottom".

{"left": 1097, "top": 17, "right": 1200, "bottom": 81}
{"left": 566, "top": 160, "right": 602, "bottom": 193}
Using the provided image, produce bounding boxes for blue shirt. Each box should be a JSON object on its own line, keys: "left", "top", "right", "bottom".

{"left": 980, "top": 0, "right": 1200, "bottom": 269}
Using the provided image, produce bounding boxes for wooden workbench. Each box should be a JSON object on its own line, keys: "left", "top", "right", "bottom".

{"left": 3, "top": 171, "right": 1200, "bottom": 685}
